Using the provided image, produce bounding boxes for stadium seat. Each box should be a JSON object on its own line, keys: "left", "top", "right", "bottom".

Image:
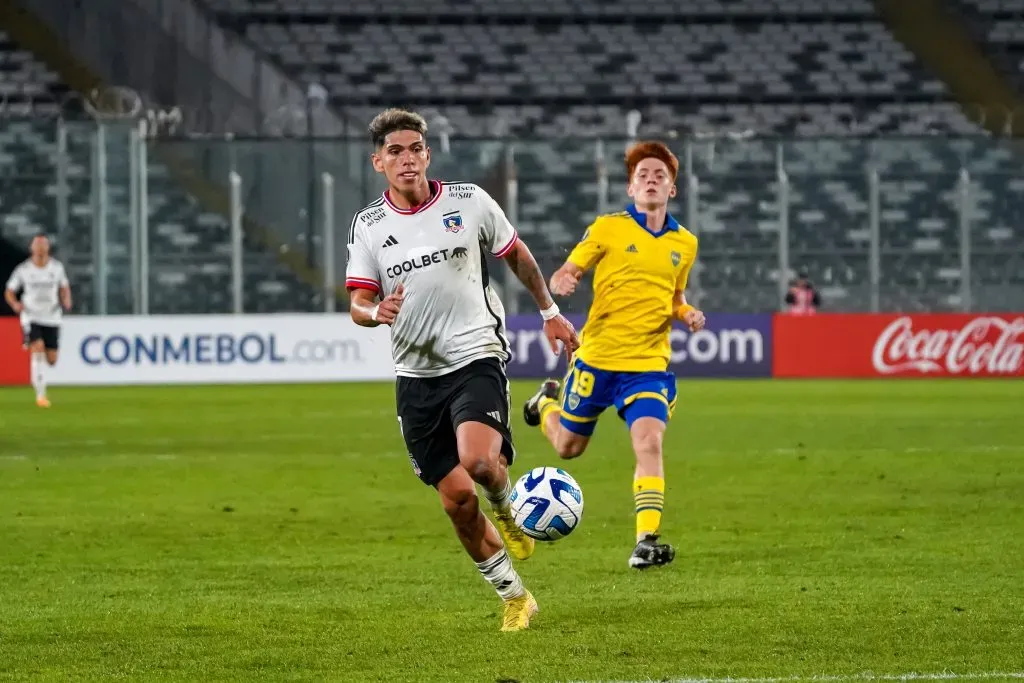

{"left": 2, "top": 0, "right": 1023, "bottom": 314}
{"left": 0, "top": 33, "right": 322, "bottom": 315}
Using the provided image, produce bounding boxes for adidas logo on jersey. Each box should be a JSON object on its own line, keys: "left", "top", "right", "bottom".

{"left": 626, "top": 244, "right": 638, "bottom": 253}
{"left": 382, "top": 235, "right": 399, "bottom": 248}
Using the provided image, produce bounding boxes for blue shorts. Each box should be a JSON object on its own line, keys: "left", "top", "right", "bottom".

{"left": 558, "top": 358, "right": 678, "bottom": 437}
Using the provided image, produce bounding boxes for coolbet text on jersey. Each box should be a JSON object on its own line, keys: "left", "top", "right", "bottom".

{"left": 345, "top": 181, "right": 517, "bottom": 378}
{"left": 567, "top": 204, "right": 698, "bottom": 374}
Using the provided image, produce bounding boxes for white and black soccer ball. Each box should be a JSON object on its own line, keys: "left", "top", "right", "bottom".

{"left": 510, "top": 466, "right": 584, "bottom": 541}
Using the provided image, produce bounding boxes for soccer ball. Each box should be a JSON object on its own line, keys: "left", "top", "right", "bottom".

{"left": 510, "top": 466, "right": 584, "bottom": 541}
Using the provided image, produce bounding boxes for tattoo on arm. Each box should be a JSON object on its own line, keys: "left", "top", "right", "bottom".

{"left": 504, "top": 242, "right": 554, "bottom": 309}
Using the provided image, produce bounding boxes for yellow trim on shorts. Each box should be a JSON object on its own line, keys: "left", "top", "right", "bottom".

{"left": 621, "top": 391, "right": 670, "bottom": 407}
{"left": 668, "top": 397, "right": 678, "bottom": 418}
{"left": 560, "top": 411, "right": 599, "bottom": 424}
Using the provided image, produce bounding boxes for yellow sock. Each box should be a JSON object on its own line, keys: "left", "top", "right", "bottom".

{"left": 634, "top": 475, "right": 665, "bottom": 541}
{"left": 538, "top": 396, "right": 560, "bottom": 439}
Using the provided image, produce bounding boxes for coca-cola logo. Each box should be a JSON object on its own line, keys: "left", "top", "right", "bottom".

{"left": 872, "top": 316, "right": 1024, "bottom": 375}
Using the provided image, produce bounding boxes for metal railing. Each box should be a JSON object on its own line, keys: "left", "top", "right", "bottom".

{"left": 1, "top": 118, "right": 1021, "bottom": 315}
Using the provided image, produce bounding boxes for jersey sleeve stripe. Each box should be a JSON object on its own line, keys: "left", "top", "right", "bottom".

{"left": 345, "top": 277, "right": 381, "bottom": 293}
{"left": 493, "top": 231, "right": 519, "bottom": 258}
{"left": 348, "top": 213, "right": 359, "bottom": 245}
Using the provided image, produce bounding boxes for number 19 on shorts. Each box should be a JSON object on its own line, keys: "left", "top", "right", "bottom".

{"left": 569, "top": 367, "right": 595, "bottom": 398}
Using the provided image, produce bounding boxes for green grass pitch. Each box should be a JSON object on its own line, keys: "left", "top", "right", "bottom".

{"left": 1, "top": 379, "right": 1022, "bottom": 683}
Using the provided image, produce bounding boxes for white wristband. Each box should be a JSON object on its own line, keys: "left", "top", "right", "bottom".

{"left": 540, "top": 302, "right": 560, "bottom": 321}
{"left": 370, "top": 304, "right": 380, "bottom": 323}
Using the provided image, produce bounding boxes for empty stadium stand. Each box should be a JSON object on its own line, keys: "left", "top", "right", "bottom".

{"left": 954, "top": 0, "right": 1024, "bottom": 98}
{"left": 0, "top": 31, "right": 324, "bottom": 315}
{"left": 2, "top": 0, "right": 1023, "bottom": 314}
{"left": 0, "top": 30, "right": 67, "bottom": 114}
{"left": 198, "top": 0, "right": 1024, "bottom": 312}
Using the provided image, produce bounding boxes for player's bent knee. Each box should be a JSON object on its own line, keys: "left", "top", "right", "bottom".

{"left": 440, "top": 483, "right": 478, "bottom": 521}
{"left": 462, "top": 454, "right": 498, "bottom": 484}
{"left": 437, "top": 465, "right": 481, "bottom": 519}
{"left": 629, "top": 418, "right": 665, "bottom": 459}
{"left": 632, "top": 433, "right": 663, "bottom": 460}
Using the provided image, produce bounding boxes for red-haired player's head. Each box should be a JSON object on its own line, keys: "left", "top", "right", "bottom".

{"left": 625, "top": 141, "right": 679, "bottom": 212}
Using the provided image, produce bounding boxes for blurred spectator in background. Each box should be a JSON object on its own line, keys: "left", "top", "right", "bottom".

{"left": 784, "top": 270, "right": 821, "bottom": 316}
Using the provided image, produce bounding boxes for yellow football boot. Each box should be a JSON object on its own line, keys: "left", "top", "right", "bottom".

{"left": 500, "top": 591, "right": 539, "bottom": 632}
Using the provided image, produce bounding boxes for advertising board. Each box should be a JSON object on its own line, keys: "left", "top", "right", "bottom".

{"left": 18, "top": 312, "right": 1019, "bottom": 387}
{"left": 773, "top": 314, "right": 1024, "bottom": 378}
{"left": 50, "top": 315, "right": 395, "bottom": 385}
{"left": 0, "top": 317, "right": 29, "bottom": 386}
{"left": 505, "top": 313, "right": 773, "bottom": 379}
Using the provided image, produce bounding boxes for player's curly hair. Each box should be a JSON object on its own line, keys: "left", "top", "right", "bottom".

{"left": 369, "top": 108, "right": 428, "bottom": 148}
{"left": 625, "top": 141, "right": 679, "bottom": 182}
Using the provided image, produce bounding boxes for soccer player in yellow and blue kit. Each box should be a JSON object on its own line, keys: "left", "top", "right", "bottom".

{"left": 523, "top": 141, "right": 705, "bottom": 569}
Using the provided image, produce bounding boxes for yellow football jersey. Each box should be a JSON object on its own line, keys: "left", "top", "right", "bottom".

{"left": 566, "top": 204, "right": 698, "bottom": 373}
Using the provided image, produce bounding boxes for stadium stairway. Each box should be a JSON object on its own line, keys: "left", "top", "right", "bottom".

{"left": 874, "top": 0, "right": 1024, "bottom": 135}
{"left": 0, "top": 0, "right": 345, "bottom": 309}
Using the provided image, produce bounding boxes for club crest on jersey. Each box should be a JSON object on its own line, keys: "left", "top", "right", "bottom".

{"left": 568, "top": 394, "right": 581, "bottom": 410}
{"left": 442, "top": 212, "right": 464, "bottom": 233}
{"left": 671, "top": 251, "right": 681, "bottom": 266}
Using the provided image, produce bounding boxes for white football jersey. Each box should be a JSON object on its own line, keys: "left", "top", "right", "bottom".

{"left": 346, "top": 181, "right": 518, "bottom": 378}
{"left": 5, "top": 258, "right": 69, "bottom": 326}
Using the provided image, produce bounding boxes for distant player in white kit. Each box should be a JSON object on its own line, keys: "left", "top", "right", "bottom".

{"left": 4, "top": 234, "right": 72, "bottom": 407}
{"left": 346, "top": 109, "right": 579, "bottom": 632}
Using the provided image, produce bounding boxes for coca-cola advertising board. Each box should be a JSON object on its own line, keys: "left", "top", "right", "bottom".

{"left": 773, "top": 313, "right": 1024, "bottom": 378}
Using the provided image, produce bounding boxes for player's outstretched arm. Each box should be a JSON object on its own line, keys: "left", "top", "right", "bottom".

{"left": 502, "top": 240, "right": 553, "bottom": 310}
{"left": 350, "top": 284, "right": 404, "bottom": 327}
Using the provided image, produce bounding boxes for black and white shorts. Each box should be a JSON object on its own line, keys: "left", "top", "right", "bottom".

{"left": 26, "top": 323, "right": 60, "bottom": 351}
{"left": 396, "top": 357, "right": 515, "bottom": 487}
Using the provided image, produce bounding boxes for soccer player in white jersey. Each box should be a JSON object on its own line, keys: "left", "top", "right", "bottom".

{"left": 346, "top": 109, "right": 579, "bottom": 632}
{"left": 4, "top": 234, "right": 72, "bottom": 407}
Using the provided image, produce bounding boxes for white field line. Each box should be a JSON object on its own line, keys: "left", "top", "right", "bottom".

{"left": 568, "top": 672, "right": 1024, "bottom": 683}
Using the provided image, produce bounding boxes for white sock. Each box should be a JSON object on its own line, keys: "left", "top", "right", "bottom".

{"left": 475, "top": 547, "right": 525, "bottom": 601}
{"left": 31, "top": 352, "right": 46, "bottom": 399}
{"left": 484, "top": 476, "right": 512, "bottom": 514}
